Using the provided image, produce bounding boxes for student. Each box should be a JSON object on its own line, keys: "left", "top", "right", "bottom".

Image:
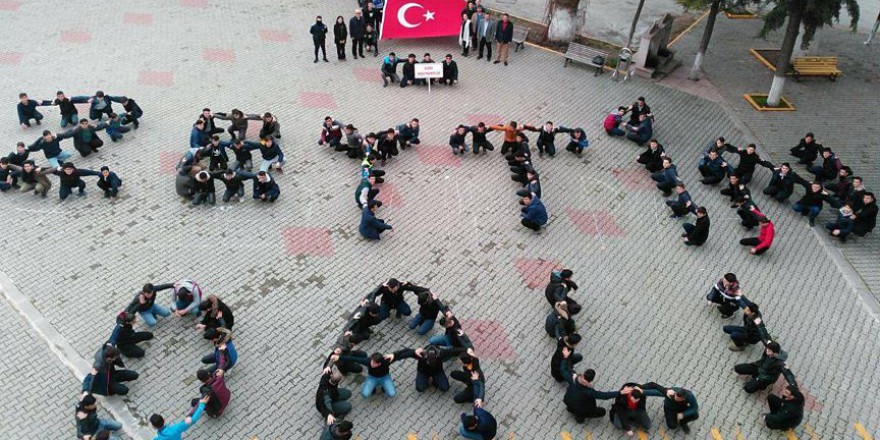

{"left": 199, "top": 108, "right": 224, "bottom": 136}
{"left": 604, "top": 107, "right": 627, "bottom": 136}
{"left": 110, "top": 96, "right": 143, "bottom": 129}
{"left": 225, "top": 139, "right": 254, "bottom": 172}
{"left": 523, "top": 121, "right": 564, "bottom": 157}
{"left": 740, "top": 217, "right": 774, "bottom": 255}
{"left": 334, "top": 350, "right": 409, "bottom": 398}
{"left": 609, "top": 385, "right": 662, "bottom": 435}
{"left": 320, "top": 421, "right": 354, "bottom": 440}
{"left": 720, "top": 174, "right": 750, "bottom": 203}
{"left": 763, "top": 163, "right": 806, "bottom": 202}
{"left": 626, "top": 97, "right": 653, "bottom": 125}
{"left": 49, "top": 91, "right": 88, "bottom": 128}
{"left": 192, "top": 171, "right": 217, "bottom": 206}
{"left": 52, "top": 162, "right": 101, "bottom": 199}
{"left": 395, "top": 118, "right": 420, "bottom": 150}
{"left": 0, "top": 158, "right": 17, "bottom": 191}
{"left": 683, "top": 206, "right": 710, "bottom": 246}
{"left": 409, "top": 290, "right": 450, "bottom": 335}
{"left": 400, "top": 54, "right": 418, "bottom": 88}
{"left": 17, "top": 92, "right": 45, "bottom": 127}
{"left": 449, "top": 125, "right": 469, "bottom": 155}
{"left": 451, "top": 352, "right": 485, "bottom": 404}
{"left": 381, "top": 52, "right": 401, "bottom": 87}
{"left": 243, "top": 136, "right": 284, "bottom": 172}
{"left": 705, "top": 273, "right": 744, "bottom": 319}
{"left": 358, "top": 201, "right": 393, "bottom": 240}
{"left": 8, "top": 160, "right": 52, "bottom": 197}
{"left": 70, "top": 119, "right": 107, "bottom": 157}
{"left": 310, "top": 15, "right": 329, "bottom": 63}
{"left": 459, "top": 401, "right": 497, "bottom": 440}
{"left": 625, "top": 113, "right": 652, "bottom": 146}
{"left": 190, "top": 119, "right": 208, "bottom": 151}
{"left": 641, "top": 383, "right": 700, "bottom": 434}
{"left": 201, "top": 136, "right": 231, "bottom": 171}
{"left": 319, "top": 116, "right": 344, "bottom": 149}
{"left": 349, "top": 8, "right": 367, "bottom": 59}
{"left": 853, "top": 192, "right": 877, "bottom": 236}
{"left": 202, "top": 327, "right": 237, "bottom": 373}
{"left": 190, "top": 369, "right": 230, "bottom": 418}
{"left": 355, "top": 175, "right": 379, "bottom": 210}
{"left": 440, "top": 54, "right": 459, "bottom": 85}
{"left": 636, "top": 139, "right": 665, "bottom": 172}
{"left": 316, "top": 368, "right": 352, "bottom": 425}
{"left": 150, "top": 395, "right": 209, "bottom": 440}
{"left": 333, "top": 16, "right": 348, "bottom": 61}
{"left": 401, "top": 345, "right": 467, "bottom": 392}
{"left": 197, "top": 294, "right": 235, "bottom": 331}
{"left": 733, "top": 341, "right": 786, "bottom": 393}
{"left": 75, "top": 394, "right": 122, "bottom": 439}
{"left": 545, "top": 269, "right": 580, "bottom": 313}
{"left": 82, "top": 345, "right": 139, "bottom": 396}
{"left": 792, "top": 181, "right": 829, "bottom": 226}
{"left": 87, "top": 91, "right": 114, "bottom": 121}
{"left": 651, "top": 157, "right": 679, "bottom": 196}
{"left": 697, "top": 150, "right": 728, "bottom": 185}
{"left": 110, "top": 311, "right": 153, "bottom": 359}
{"left": 259, "top": 113, "right": 281, "bottom": 140}
{"left": 666, "top": 183, "right": 696, "bottom": 218}
{"left": 489, "top": 121, "right": 525, "bottom": 155}
{"left": 216, "top": 109, "right": 260, "bottom": 140}
{"left": 253, "top": 171, "right": 280, "bottom": 202}
{"left": 764, "top": 369, "right": 804, "bottom": 431}
{"left": 369, "top": 278, "right": 415, "bottom": 321}
{"left": 559, "top": 359, "right": 619, "bottom": 423}
{"left": 807, "top": 148, "right": 842, "bottom": 182}
{"left": 725, "top": 143, "right": 773, "bottom": 184}
{"left": 96, "top": 166, "right": 122, "bottom": 199}
{"left": 723, "top": 301, "right": 770, "bottom": 351}
{"left": 104, "top": 113, "right": 130, "bottom": 142}
{"left": 789, "top": 132, "right": 822, "bottom": 166}
{"left": 520, "top": 192, "right": 548, "bottom": 231}
{"left": 377, "top": 128, "right": 399, "bottom": 164}
{"left": 125, "top": 283, "right": 172, "bottom": 327}
{"left": 364, "top": 23, "right": 379, "bottom": 57}
{"left": 551, "top": 336, "right": 583, "bottom": 382}
{"left": 212, "top": 169, "right": 255, "bottom": 203}
{"left": 467, "top": 123, "right": 495, "bottom": 154}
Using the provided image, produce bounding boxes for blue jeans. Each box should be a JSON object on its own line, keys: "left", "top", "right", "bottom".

{"left": 792, "top": 203, "right": 821, "bottom": 224}
{"left": 107, "top": 125, "right": 130, "bottom": 141}
{"left": 60, "top": 113, "right": 79, "bottom": 128}
{"left": 138, "top": 303, "right": 171, "bottom": 327}
{"left": 379, "top": 300, "right": 412, "bottom": 321}
{"left": 362, "top": 374, "right": 396, "bottom": 398}
{"left": 723, "top": 325, "right": 750, "bottom": 347}
{"left": 427, "top": 334, "right": 450, "bottom": 346}
{"left": 97, "top": 418, "right": 122, "bottom": 433}
{"left": 459, "top": 423, "right": 484, "bottom": 440}
{"left": 47, "top": 150, "right": 73, "bottom": 168}
{"left": 606, "top": 128, "right": 625, "bottom": 136}
{"left": 174, "top": 299, "right": 199, "bottom": 316}
{"left": 408, "top": 313, "right": 435, "bottom": 335}
{"left": 259, "top": 156, "right": 280, "bottom": 172}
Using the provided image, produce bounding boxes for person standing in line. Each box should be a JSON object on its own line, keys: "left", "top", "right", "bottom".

{"left": 333, "top": 16, "right": 348, "bottom": 61}
{"left": 459, "top": 13, "right": 473, "bottom": 57}
{"left": 474, "top": 9, "right": 496, "bottom": 61}
{"left": 311, "top": 16, "right": 329, "bottom": 63}
{"left": 349, "top": 9, "right": 366, "bottom": 59}
{"left": 493, "top": 14, "right": 514, "bottom": 65}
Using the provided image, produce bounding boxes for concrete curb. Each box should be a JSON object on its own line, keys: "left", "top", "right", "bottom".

{"left": 0, "top": 271, "right": 151, "bottom": 440}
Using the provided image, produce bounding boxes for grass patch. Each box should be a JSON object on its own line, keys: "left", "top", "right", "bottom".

{"left": 744, "top": 94, "right": 796, "bottom": 111}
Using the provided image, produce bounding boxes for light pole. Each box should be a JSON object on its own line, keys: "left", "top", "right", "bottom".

{"left": 613, "top": 0, "right": 647, "bottom": 81}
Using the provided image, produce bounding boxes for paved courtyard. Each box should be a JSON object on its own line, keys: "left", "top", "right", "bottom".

{"left": 0, "top": 1, "right": 878, "bottom": 440}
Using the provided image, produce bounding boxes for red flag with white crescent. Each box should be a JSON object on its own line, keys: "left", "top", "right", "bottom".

{"left": 381, "top": 0, "right": 466, "bottom": 39}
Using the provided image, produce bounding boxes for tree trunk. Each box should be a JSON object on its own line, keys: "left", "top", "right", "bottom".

{"left": 688, "top": 0, "right": 721, "bottom": 81}
{"left": 547, "top": 0, "right": 581, "bottom": 43}
{"left": 767, "top": 0, "right": 804, "bottom": 107}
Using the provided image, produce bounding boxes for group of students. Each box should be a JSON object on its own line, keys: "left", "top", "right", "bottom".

{"left": 76, "top": 279, "right": 237, "bottom": 440}
{"left": 379, "top": 51, "right": 460, "bottom": 88}
{"left": 544, "top": 269, "right": 701, "bottom": 436}
{"left": 174, "top": 108, "right": 283, "bottom": 205}
{"left": 4, "top": 91, "right": 140, "bottom": 200}
{"left": 604, "top": 97, "right": 655, "bottom": 147}
{"left": 317, "top": 278, "right": 497, "bottom": 439}
{"left": 705, "top": 273, "right": 806, "bottom": 431}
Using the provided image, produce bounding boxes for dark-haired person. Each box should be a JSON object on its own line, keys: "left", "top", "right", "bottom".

{"left": 87, "top": 91, "right": 114, "bottom": 121}
{"left": 651, "top": 157, "right": 679, "bottom": 196}
{"left": 189, "top": 368, "right": 230, "bottom": 418}
{"left": 546, "top": 301, "right": 575, "bottom": 339}
{"left": 110, "top": 95, "right": 143, "bottom": 129}
{"left": 697, "top": 149, "right": 728, "bottom": 185}
{"left": 125, "top": 283, "right": 172, "bottom": 328}
{"left": 96, "top": 166, "right": 122, "bottom": 199}
{"left": 320, "top": 420, "right": 354, "bottom": 440}
{"left": 381, "top": 52, "right": 402, "bottom": 86}
{"left": 764, "top": 368, "right": 804, "bottom": 431}
{"left": 451, "top": 352, "right": 485, "bottom": 404}
{"left": 104, "top": 112, "right": 130, "bottom": 142}
{"left": 360, "top": 201, "right": 392, "bottom": 240}
{"left": 430, "top": 314, "right": 474, "bottom": 349}
{"left": 720, "top": 174, "right": 750, "bottom": 204}
{"left": 191, "top": 170, "right": 217, "bottom": 206}
{"left": 17, "top": 92, "right": 45, "bottom": 127}
{"left": 109, "top": 311, "right": 153, "bottom": 358}
{"left": 641, "top": 383, "right": 699, "bottom": 434}
{"left": 735, "top": 197, "right": 765, "bottom": 230}
{"left": 49, "top": 91, "right": 88, "bottom": 128}
{"left": 202, "top": 326, "right": 237, "bottom": 373}
{"left": 401, "top": 345, "right": 468, "bottom": 392}
{"left": 201, "top": 135, "right": 230, "bottom": 171}
{"left": 725, "top": 143, "right": 773, "bottom": 184}
{"left": 825, "top": 205, "right": 855, "bottom": 242}
{"left": 319, "top": 116, "right": 344, "bottom": 150}
{"left": 150, "top": 395, "right": 208, "bottom": 440}
{"left": 440, "top": 54, "right": 459, "bottom": 85}
{"left": 610, "top": 384, "right": 662, "bottom": 435}
{"left": 604, "top": 107, "right": 627, "bottom": 136}
{"left": 53, "top": 162, "right": 101, "bottom": 200}
{"left": 216, "top": 109, "right": 261, "bottom": 141}
{"left": 70, "top": 118, "right": 108, "bottom": 157}
{"left": 410, "top": 290, "right": 450, "bottom": 335}
{"left": 197, "top": 294, "right": 234, "bottom": 331}
{"left": 636, "top": 139, "right": 665, "bottom": 172}
{"left": 683, "top": 206, "right": 710, "bottom": 246}
{"left": 316, "top": 367, "right": 352, "bottom": 425}
{"left": 789, "top": 132, "right": 822, "bottom": 166}
{"left": 734, "top": 341, "right": 785, "bottom": 393}
{"left": 551, "top": 336, "right": 583, "bottom": 382}
{"left": 740, "top": 217, "right": 774, "bottom": 255}
{"left": 376, "top": 128, "right": 399, "bottom": 165}
{"left": 8, "top": 160, "right": 52, "bottom": 197}
{"left": 666, "top": 183, "right": 695, "bottom": 219}
{"left": 253, "top": 171, "right": 280, "bottom": 202}
{"left": 333, "top": 16, "right": 348, "bottom": 61}
{"left": 853, "top": 192, "right": 877, "bottom": 237}
{"left": 450, "top": 125, "right": 469, "bottom": 155}
{"left": 310, "top": 15, "right": 329, "bottom": 63}
{"left": 28, "top": 129, "right": 75, "bottom": 167}
{"left": 705, "top": 273, "right": 744, "bottom": 319}
{"left": 259, "top": 113, "right": 281, "bottom": 139}
{"left": 625, "top": 113, "right": 652, "bottom": 146}
{"left": 560, "top": 357, "right": 619, "bottom": 423}
{"left": 343, "top": 301, "right": 382, "bottom": 344}
{"left": 199, "top": 108, "right": 224, "bottom": 136}
{"left": 0, "top": 158, "right": 18, "bottom": 191}
{"left": 166, "top": 279, "right": 204, "bottom": 318}
{"left": 520, "top": 192, "right": 548, "bottom": 231}
{"left": 763, "top": 163, "right": 806, "bottom": 202}
{"left": 545, "top": 269, "right": 580, "bottom": 313}
{"left": 723, "top": 301, "right": 770, "bottom": 352}
{"left": 75, "top": 394, "right": 122, "bottom": 440}
{"left": 792, "top": 181, "right": 830, "bottom": 226}
{"left": 493, "top": 13, "right": 513, "bottom": 65}
{"left": 559, "top": 126, "right": 590, "bottom": 157}
{"left": 625, "top": 97, "right": 652, "bottom": 126}
{"left": 459, "top": 400, "right": 496, "bottom": 440}
{"left": 807, "top": 148, "right": 842, "bottom": 183}
{"left": 396, "top": 118, "right": 420, "bottom": 150}
{"left": 369, "top": 278, "right": 415, "bottom": 321}
{"left": 82, "top": 344, "right": 139, "bottom": 396}
{"left": 212, "top": 168, "right": 255, "bottom": 203}
{"left": 523, "top": 121, "right": 565, "bottom": 157}
{"left": 467, "top": 123, "right": 495, "bottom": 154}
{"left": 334, "top": 350, "right": 408, "bottom": 398}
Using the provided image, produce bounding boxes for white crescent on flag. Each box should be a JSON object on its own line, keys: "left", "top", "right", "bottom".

{"left": 397, "top": 2, "right": 423, "bottom": 28}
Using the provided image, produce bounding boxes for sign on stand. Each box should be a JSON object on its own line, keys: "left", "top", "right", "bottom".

{"left": 415, "top": 63, "right": 443, "bottom": 93}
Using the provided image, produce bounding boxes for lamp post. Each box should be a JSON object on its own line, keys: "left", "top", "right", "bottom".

{"left": 613, "top": 0, "right": 647, "bottom": 81}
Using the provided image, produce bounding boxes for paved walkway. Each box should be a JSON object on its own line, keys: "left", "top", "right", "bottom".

{"left": 0, "top": 1, "right": 877, "bottom": 439}
{"left": 662, "top": 14, "right": 880, "bottom": 303}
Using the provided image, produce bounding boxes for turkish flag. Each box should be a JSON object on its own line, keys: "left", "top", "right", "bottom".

{"left": 381, "top": 0, "right": 466, "bottom": 39}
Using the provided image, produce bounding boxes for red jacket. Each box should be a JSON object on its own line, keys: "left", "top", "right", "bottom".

{"left": 755, "top": 221, "right": 775, "bottom": 251}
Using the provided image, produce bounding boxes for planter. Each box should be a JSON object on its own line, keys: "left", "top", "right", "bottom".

{"left": 749, "top": 48, "right": 781, "bottom": 72}
{"left": 744, "top": 94, "right": 796, "bottom": 111}
{"left": 725, "top": 11, "right": 758, "bottom": 19}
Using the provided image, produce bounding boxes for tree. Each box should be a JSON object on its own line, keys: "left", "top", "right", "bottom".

{"left": 546, "top": 0, "right": 582, "bottom": 43}
{"left": 758, "top": 0, "right": 860, "bottom": 106}
{"left": 677, "top": 0, "right": 727, "bottom": 80}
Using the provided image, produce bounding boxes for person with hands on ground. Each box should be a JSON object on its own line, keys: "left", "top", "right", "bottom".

{"left": 151, "top": 395, "right": 210, "bottom": 440}
{"left": 459, "top": 397, "right": 497, "bottom": 440}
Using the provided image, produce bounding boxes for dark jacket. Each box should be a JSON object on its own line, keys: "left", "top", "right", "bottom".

{"left": 109, "top": 96, "right": 143, "bottom": 118}
{"left": 52, "top": 167, "right": 101, "bottom": 186}
{"left": 211, "top": 170, "right": 254, "bottom": 193}
{"left": 402, "top": 60, "right": 417, "bottom": 78}
{"left": 224, "top": 144, "right": 253, "bottom": 164}
{"left": 71, "top": 124, "right": 107, "bottom": 156}
{"left": 51, "top": 96, "right": 88, "bottom": 117}
{"left": 522, "top": 196, "right": 548, "bottom": 225}
{"left": 81, "top": 343, "right": 128, "bottom": 396}
{"left": 765, "top": 369, "right": 803, "bottom": 430}
{"left": 310, "top": 21, "right": 328, "bottom": 41}
{"left": 75, "top": 403, "right": 100, "bottom": 439}
{"left": 749, "top": 352, "right": 786, "bottom": 383}
{"left": 193, "top": 174, "right": 216, "bottom": 194}
{"left": 381, "top": 56, "right": 401, "bottom": 75}
{"left": 334, "top": 22, "right": 347, "bottom": 43}
{"left": 545, "top": 271, "right": 575, "bottom": 306}
{"left": 400, "top": 346, "right": 465, "bottom": 375}
{"left": 442, "top": 60, "right": 459, "bottom": 80}
{"left": 243, "top": 140, "right": 284, "bottom": 161}
{"left": 99, "top": 171, "right": 122, "bottom": 191}
{"left": 855, "top": 202, "right": 877, "bottom": 233}
{"left": 686, "top": 215, "right": 710, "bottom": 245}
{"left": 349, "top": 16, "right": 366, "bottom": 39}
{"left": 560, "top": 360, "right": 618, "bottom": 411}
{"left": 27, "top": 131, "right": 75, "bottom": 159}
{"left": 17, "top": 99, "right": 45, "bottom": 123}
{"left": 495, "top": 20, "right": 514, "bottom": 43}
{"left": 320, "top": 423, "right": 354, "bottom": 440}
{"left": 89, "top": 94, "right": 114, "bottom": 113}
{"left": 253, "top": 175, "right": 280, "bottom": 198}
{"left": 637, "top": 144, "right": 665, "bottom": 169}
{"left": 316, "top": 372, "right": 345, "bottom": 417}
{"left": 742, "top": 311, "right": 771, "bottom": 344}
{"left": 449, "top": 131, "right": 467, "bottom": 149}
{"left": 359, "top": 207, "right": 392, "bottom": 240}
{"left": 796, "top": 188, "right": 828, "bottom": 208}
{"left": 460, "top": 407, "right": 497, "bottom": 440}
{"left": 6, "top": 149, "right": 29, "bottom": 166}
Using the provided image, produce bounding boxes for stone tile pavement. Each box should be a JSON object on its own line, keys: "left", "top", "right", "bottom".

{"left": 0, "top": 1, "right": 877, "bottom": 439}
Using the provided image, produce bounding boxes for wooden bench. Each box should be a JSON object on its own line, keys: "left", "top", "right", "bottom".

{"left": 563, "top": 43, "right": 609, "bottom": 76}
{"left": 512, "top": 26, "right": 529, "bottom": 52}
{"left": 790, "top": 56, "right": 842, "bottom": 81}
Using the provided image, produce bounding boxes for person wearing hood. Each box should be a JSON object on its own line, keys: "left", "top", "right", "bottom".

{"left": 190, "top": 369, "right": 231, "bottom": 418}
{"left": 359, "top": 200, "right": 391, "bottom": 240}
{"left": 253, "top": 170, "right": 280, "bottom": 202}
{"left": 650, "top": 157, "right": 679, "bottom": 196}
{"left": 333, "top": 16, "right": 348, "bottom": 61}
{"left": 636, "top": 139, "right": 665, "bottom": 172}
{"left": 381, "top": 52, "right": 402, "bottom": 87}
{"left": 825, "top": 204, "right": 855, "bottom": 242}
{"left": 259, "top": 112, "right": 281, "bottom": 139}
{"left": 202, "top": 326, "right": 237, "bottom": 373}
{"left": 734, "top": 341, "right": 786, "bottom": 393}
{"left": 311, "top": 15, "right": 329, "bottom": 63}
{"left": 764, "top": 368, "right": 804, "bottom": 431}
{"left": 520, "top": 191, "right": 548, "bottom": 231}
{"left": 52, "top": 162, "right": 101, "bottom": 199}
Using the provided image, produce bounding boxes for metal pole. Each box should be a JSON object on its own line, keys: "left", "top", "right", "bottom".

{"left": 613, "top": 0, "right": 647, "bottom": 81}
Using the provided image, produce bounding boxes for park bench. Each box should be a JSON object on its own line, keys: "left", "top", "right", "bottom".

{"left": 563, "top": 43, "right": 609, "bottom": 76}
{"left": 790, "top": 56, "right": 842, "bottom": 81}
{"left": 512, "top": 26, "right": 529, "bottom": 52}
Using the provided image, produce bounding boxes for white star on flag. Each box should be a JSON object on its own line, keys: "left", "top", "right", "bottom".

{"left": 423, "top": 10, "right": 435, "bottom": 21}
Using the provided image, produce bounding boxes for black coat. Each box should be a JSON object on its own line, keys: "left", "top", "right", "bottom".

{"left": 310, "top": 22, "right": 328, "bottom": 41}
{"left": 495, "top": 20, "right": 514, "bottom": 43}
{"left": 855, "top": 202, "right": 877, "bottom": 232}
{"left": 334, "top": 23, "right": 347, "bottom": 43}
{"left": 686, "top": 215, "right": 710, "bottom": 245}
{"left": 315, "top": 372, "right": 344, "bottom": 417}
{"left": 402, "top": 61, "right": 416, "bottom": 78}
{"left": 349, "top": 16, "right": 366, "bottom": 39}
{"left": 442, "top": 60, "right": 458, "bottom": 80}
